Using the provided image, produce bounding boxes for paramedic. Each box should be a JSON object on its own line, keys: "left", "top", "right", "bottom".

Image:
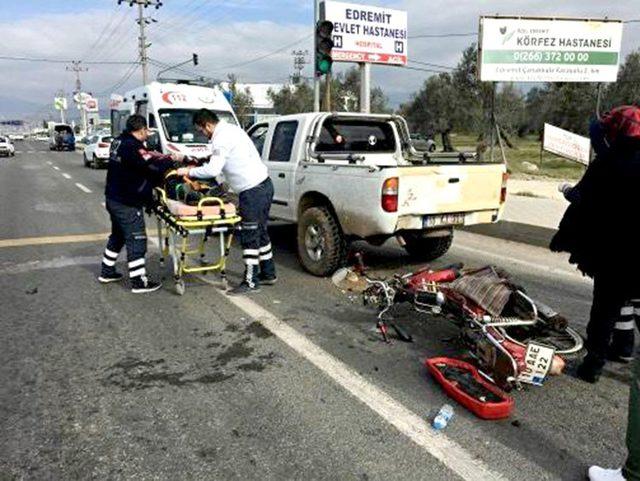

{"left": 174, "top": 109, "right": 276, "bottom": 295}
{"left": 99, "top": 114, "right": 173, "bottom": 294}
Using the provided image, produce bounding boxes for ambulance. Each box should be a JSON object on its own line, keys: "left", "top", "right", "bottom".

{"left": 110, "top": 80, "right": 238, "bottom": 157}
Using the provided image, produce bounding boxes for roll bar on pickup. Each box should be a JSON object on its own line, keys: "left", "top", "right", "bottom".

{"left": 304, "top": 113, "right": 478, "bottom": 165}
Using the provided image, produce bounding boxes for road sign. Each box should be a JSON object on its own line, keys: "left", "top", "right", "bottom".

{"left": 479, "top": 16, "right": 624, "bottom": 82}
{"left": 543, "top": 123, "right": 591, "bottom": 165}
{"left": 83, "top": 96, "right": 99, "bottom": 112}
{"left": 54, "top": 97, "right": 67, "bottom": 111}
{"left": 321, "top": 1, "right": 408, "bottom": 66}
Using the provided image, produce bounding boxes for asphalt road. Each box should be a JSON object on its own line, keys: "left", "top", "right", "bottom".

{"left": 0, "top": 141, "right": 633, "bottom": 481}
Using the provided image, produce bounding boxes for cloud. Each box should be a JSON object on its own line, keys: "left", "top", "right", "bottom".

{"left": 0, "top": 0, "right": 639, "bottom": 118}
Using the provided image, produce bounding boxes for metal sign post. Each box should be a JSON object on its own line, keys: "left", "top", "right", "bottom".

{"left": 314, "top": 0, "right": 321, "bottom": 112}
{"left": 359, "top": 62, "right": 370, "bottom": 113}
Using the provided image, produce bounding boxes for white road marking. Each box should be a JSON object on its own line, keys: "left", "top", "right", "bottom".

{"left": 62, "top": 173, "right": 72, "bottom": 179}
{"left": 27, "top": 150, "right": 35, "bottom": 154}
{"left": 15, "top": 151, "right": 23, "bottom": 154}
{"left": 46, "top": 161, "right": 52, "bottom": 165}
{"left": 196, "top": 274, "right": 505, "bottom": 481}
{"left": 52, "top": 166, "right": 60, "bottom": 171}
{"left": 75, "top": 183, "right": 92, "bottom": 193}
{"left": 101, "top": 202, "right": 106, "bottom": 208}
{"left": 453, "top": 244, "right": 591, "bottom": 285}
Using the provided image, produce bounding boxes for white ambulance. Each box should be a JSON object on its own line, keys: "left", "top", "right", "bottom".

{"left": 110, "top": 80, "right": 238, "bottom": 157}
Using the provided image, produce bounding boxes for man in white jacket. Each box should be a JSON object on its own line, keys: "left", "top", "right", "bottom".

{"left": 174, "top": 109, "right": 276, "bottom": 294}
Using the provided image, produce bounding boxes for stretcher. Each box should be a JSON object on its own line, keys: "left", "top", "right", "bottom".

{"left": 151, "top": 186, "right": 242, "bottom": 295}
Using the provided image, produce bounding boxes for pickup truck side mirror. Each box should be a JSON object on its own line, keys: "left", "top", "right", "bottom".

{"left": 147, "top": 129, "right": 161, "bottom": 152}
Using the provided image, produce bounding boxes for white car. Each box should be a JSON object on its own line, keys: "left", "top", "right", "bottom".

{"left": 0, "top": 136, "right": 15, "bottom": 157}
{"left": 9, "top": 133, "right": 25, "bottom": 141}
{"left": 83, "top": 134, "right": 113, "bottom": 168}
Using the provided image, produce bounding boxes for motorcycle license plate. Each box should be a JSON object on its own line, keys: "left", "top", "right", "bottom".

{"left": 518, "top": 342, "right": 555, "bottom": 385}
{"left": 423, "top": 213, "right": 465, "bottom": 228}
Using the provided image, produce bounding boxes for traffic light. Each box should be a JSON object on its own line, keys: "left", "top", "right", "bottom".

{"left": 315, "top": 20, "right": 334, "bottom": 76}
{"left": 192, "top": 53, "right": 199, "bottom": 66}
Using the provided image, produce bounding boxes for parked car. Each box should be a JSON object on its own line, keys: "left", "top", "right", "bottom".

{"left": 9, "top": 133, "right": 25, "bottom": 141}
{"left": 0, "top": 136, "right": 16, "bottom": 157}
{"left": 83, "top": 134, "right": 113, "bottom": 168}
{"left": 247, "top": 112, "right": 508, "bottom": 276}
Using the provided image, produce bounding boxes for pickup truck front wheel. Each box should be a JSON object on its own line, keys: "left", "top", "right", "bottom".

{"left": 403, "top": 232, "right": 453, "bottom": 261}
{"left": 297, "top": 206, "right": 346, "bottom": 276}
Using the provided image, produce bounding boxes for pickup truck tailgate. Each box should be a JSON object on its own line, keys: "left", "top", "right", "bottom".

{"left": 397, "top": 164, "right": 505, "bottom": 215}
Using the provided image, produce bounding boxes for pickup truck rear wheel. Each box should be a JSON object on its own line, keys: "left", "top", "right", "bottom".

{"left": 297, "top": 206, "right": 346, "bottom": 276}
{"left": 403, "top": 232, "right": 453, "bottom": 261}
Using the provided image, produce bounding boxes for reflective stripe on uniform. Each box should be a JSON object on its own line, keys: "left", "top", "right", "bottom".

{"left": 102, "top": 257, "right": 116, "bottom": 267}
{"left": 128, "top": 258, "right": 145, "bottom": 269}
{"left": 259, "top": 244, "right": 272, "bottom": 253}
{"left": 259, "top": 251, "right": 273, "bottom": 261}
{"left": 129, "top": 267, "right": 146, "bottom": 278}
{"left": 104, "top": 248, "right": 119, "bottom": 259}
{"left": 622, "top": 306, "right": 634, "bottom": 316}
{"left": 615, "top": 320, "right": 636, "bottom": 331}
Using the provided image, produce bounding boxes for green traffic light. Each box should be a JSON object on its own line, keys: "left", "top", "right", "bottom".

{"left": 317, "top": 58, "right": 332, "bottom": 75}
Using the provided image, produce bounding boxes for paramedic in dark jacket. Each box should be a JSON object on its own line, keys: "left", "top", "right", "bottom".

{"left": 99, "top": 114, "right": 174, "bottom": 293}
{"left": 174, "top": 109, "right": 276, "bottom": 295}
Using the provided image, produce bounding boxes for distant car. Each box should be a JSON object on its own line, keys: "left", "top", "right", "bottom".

{"left": 83, "top": 134, "right": 113, "bottom": 168}
{"left": 9, "top": 133, "right": 25, "bottom": 141}
{"left": 36, "top": 135, "right": 49, "bottom": 142}
{"left": 0, "top": 136, "right": 16, "bottom": 157}
{"left": 410, "top": 133, "right": 437, "bottom": 153}
{"left": 49, "top": 124, "right": 76, "bottom": 151}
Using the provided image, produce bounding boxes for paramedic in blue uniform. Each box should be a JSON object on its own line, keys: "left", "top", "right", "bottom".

{"left": 99, "top": 114, "right": 174, "bottom": 294}
{"left": 174, "top": 109, "right": 276, "bottom": 295}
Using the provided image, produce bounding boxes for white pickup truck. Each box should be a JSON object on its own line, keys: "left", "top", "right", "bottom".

{"left": 247, "top": 113, "right": 508, "bottom": 276}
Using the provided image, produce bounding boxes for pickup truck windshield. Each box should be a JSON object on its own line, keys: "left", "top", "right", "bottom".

{"left": 316, "top": 119, "right": 396, "bottom": 153}
{"left": 159, "top": 109, "right": 236, "bottom": 144}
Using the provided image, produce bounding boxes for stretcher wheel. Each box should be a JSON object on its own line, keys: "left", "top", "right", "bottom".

{"left": 175, "top": 280, "right": 186, "bottom": 296}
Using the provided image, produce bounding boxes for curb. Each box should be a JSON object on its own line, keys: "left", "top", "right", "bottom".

{"left": 463, "top": 221, "right": 557, "bottom": 249}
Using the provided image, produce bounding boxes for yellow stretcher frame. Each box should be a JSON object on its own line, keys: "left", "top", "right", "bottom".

{"left": 151, "top": 186, "right": 242, "bottom": 295}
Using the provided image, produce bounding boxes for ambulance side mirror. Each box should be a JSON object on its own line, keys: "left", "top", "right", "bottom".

{"left": 147, "top": 129, "right": 161, "bottom": 152}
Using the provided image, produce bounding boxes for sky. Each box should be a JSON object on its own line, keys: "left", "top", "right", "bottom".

{"left": 0, "top": 0, "right": 639, "bottom": 121}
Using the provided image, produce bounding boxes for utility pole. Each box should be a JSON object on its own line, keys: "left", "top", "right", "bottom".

{"left": 66, "top": 60, "right": 87, "bottom": 93}
{"left": 118, "top": 0, "right": 162, "bottom": 85}
{"left": 291, "top": 50, "right": 309, "bottom": 85}
{"left": 67, "top": 61, "right": 88, "bottom": 132}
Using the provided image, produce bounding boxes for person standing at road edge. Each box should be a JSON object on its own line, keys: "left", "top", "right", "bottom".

{"left": 551, "top": 106, "right": 640, "bottom": 383}
{"left": 99, "top": 114, "right": 174, "bottom": 293}
{"left": 174, "top": 109, "right": 276, "bottom": 295}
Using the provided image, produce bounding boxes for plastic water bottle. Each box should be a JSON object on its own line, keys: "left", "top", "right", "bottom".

{"left": 433, "top": 404, "right": 455, "bottom": 431}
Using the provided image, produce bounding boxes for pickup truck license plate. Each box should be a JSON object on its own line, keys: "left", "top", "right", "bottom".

{"left": 518, "top": 342, "right": 555, "bottom": 385}
{"left": 423, "top": 213, "right": 465, "bottom": 228}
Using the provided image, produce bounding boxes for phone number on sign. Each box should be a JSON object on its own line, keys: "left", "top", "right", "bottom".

{"left": 513, "top": 51, "right": 591, "bottom": 63}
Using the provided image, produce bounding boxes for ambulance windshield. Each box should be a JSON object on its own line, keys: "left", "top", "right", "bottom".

{"left": 159, "top": 109, "right": 237, "bottom": 144}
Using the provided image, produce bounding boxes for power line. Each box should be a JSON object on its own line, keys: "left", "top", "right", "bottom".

{"left": 201, "top": 33, "right": 313, "bottom": 75}
{"left": 90, "top": 10, "right": 133, "bottom": 60}
{"left": 404, "top": 65, "right": 452, "bottom": 74}
{"left": 80, "top": 7, "right": 122, "bottom": 61}
{"left": 118, "top": 0, "right": 163, "bottom": 85}
{"left": 409, "top": 32, "right": 476, "bottom": 39}
{"left": 410, "top": 59, "right": 455, "bottom": 71}
{"left": 0, "top": 55, "right": 138, "bottom": 65}
{"left": 95, "top": 61, "right": 140, "bottom": 96}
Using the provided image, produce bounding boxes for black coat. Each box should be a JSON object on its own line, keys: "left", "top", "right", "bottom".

{"left": 105, "top": 132, "right": 175, "bottom": 207}
{"left": 550, "top": 141, "right": 640, "bottom": 278}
